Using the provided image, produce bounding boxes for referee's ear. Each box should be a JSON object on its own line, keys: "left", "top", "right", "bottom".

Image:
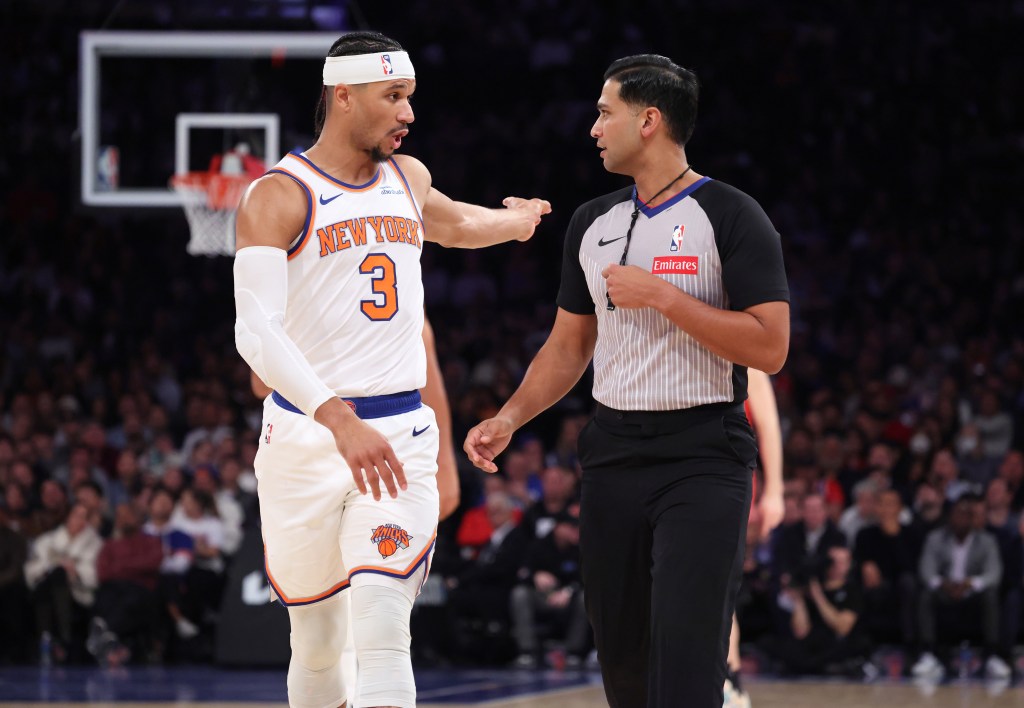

{"left": 639, "top": 107, "right": 663, "bottom": 139}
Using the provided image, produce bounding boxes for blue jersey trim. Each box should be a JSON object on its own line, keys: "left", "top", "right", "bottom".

{"left": 272, "top": 390, "right": 422, "bottom": 419}
{"left": 290, "top": 150, "right": 381, "bottom": 190}
{"left": 635, "top": 176, "right": 713, "bottom": 218}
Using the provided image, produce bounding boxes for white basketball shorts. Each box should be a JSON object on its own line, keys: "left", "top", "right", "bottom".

{"left": 255, "top": 390, "right": 440, "bottom": 606}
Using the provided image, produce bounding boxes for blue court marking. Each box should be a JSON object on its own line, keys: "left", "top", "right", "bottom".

{"left": 0, "top": 666, "right": 601, "bottom": 704}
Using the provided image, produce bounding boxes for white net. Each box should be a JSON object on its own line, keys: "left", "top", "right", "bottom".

{"left": 170, "top": 173, "right": 252, "bottom": 257}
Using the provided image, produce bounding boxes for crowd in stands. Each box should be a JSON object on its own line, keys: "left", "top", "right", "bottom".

{"left": 1, "top": 0, "right": 1022, "bottom": 680}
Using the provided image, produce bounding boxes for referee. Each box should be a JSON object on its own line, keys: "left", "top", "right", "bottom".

{"left": 465, "top": 54, "right": 789, "bottom": 707}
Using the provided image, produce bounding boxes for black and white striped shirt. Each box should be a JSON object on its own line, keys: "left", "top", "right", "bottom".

{"left": 557, "top": 177, "right": 789, "bottom": 411}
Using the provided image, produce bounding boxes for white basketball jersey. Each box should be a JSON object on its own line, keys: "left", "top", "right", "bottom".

{"left": 268, "top": 151, "right": 426, "bottom": 397}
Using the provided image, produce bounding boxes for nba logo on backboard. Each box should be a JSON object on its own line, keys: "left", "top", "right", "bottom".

{"left": 669, "top": 224, "right": 684, "bottom": 252}
{"left": 381, "top": 54, "right": 394, "bottom": 75}
{"left": 96, "top": 145, "right": 120, "bottom": 191}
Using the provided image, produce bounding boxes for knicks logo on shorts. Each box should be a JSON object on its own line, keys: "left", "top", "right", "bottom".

{"left": 370, "top": 523, "right": 412, "bottom": 559}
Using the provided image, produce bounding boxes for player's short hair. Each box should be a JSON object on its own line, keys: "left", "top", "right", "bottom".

{"left": 604, "top": 54, "right": 699, "bottom": 146}
{"left": 314, "top": 31, "right": 406, "bottom": 137}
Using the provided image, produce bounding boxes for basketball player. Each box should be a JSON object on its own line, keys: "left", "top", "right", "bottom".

{"left": 465, "top": 54, "right": 789, "bottom": 707}
{"left": 724, "top": 368, "right": 783, "bottom": 708}
{"left": 233, "top": 31, "right": 549, "bottom": 708}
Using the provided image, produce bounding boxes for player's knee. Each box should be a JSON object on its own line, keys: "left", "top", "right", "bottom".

{"left": 351, "top": 584, "right": 416, "bottom": 706}
{"left": 288, "top": 598, "right": 346, "bottom": 672}
{"left": 351, "top": 584, "right": 413, "bottom": 652}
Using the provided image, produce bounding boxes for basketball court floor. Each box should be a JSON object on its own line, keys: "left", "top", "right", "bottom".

{"left": 1, "top": 665, "right": 1021, "bottom": 707}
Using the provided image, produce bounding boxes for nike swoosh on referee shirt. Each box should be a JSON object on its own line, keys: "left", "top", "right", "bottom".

{"left": 412, "top": 425, "right": 431, "bottom": 437}
{"left": 319, "top": 193, "right": 343, "bottom": 205}
{"left": 597, "top": 235, "right": 625, "bottom": 246}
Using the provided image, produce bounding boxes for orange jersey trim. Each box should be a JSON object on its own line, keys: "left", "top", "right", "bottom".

{"left": 348, "top": 530, "right": 437, "bottom": 579}
{"left": 268, "top": 165, "right": 317, "bottom": 261}
{"left": 264, "top": 545, "right": 349, "bottom": 606}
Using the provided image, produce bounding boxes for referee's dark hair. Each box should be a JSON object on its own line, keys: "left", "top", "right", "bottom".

{"left": 604, "top": 54, "right": 699, "bottom": 146}
{"left": 314, "top": 31, "right": 405, "bottom": 137}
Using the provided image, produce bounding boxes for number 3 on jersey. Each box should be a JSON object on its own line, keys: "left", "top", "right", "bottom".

{"left": 359, "top": 254, "right": 398, "bottom": 321}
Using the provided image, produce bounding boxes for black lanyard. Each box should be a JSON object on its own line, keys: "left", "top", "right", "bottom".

{"left": 606, "top": 165, "right": 693, "bottom": 311}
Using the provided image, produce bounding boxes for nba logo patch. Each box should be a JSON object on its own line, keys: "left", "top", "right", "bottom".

{"left": 670, "top": 224, "right": 684, "bottom": 252}
{"left": 370, "top": 523, "right": 412, "bottom": 559}
{"left": 381, "top": 54, "right": 394, "bottom": 75}
{"left": 264, "top": 424, "right": 273, "bottom": 444}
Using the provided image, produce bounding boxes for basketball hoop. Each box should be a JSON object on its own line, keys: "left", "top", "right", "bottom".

{"left": 170, "top": 172, "right": 252, "bottom": 256}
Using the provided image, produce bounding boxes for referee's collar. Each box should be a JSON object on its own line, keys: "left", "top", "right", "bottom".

{"left": 633, "top": 176, "right": 712, "bottom": 218}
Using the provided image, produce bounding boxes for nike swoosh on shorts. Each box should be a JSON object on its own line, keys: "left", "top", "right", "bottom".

{"left": 412, "top": 425, "right": 431, "bottom": 437}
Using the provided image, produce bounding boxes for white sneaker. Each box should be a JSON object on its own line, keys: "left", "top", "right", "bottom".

{"left": 985, "top": 655, "right": 1012, "bottom": 680}
{"left": 723, "top": 677, "right": 751, "bottom": 708}
{"left": 911, "top": 652, "right": 945, "bottom": 680}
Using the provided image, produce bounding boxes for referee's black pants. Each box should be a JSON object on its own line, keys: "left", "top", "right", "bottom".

{"left": 577, "top": 404, "right": 755, "bottom": 708}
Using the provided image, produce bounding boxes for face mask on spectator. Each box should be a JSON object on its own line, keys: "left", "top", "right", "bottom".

{"left": 910, "top": 433, "right": 931, "bottom": 456}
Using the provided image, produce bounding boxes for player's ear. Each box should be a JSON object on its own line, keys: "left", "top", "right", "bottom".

{"left": 332, "top": 84, "right": 355, "bottom": 112}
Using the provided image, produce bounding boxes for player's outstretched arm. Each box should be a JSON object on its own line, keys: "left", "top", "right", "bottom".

{"left": 234, "top": 176, "right": 406, "bottom": 501}
{"left": 392, "top": 154, "right": 550, "bottom": 248}
{"left": 464, "top": 308, "right": 596, "bottom": 473}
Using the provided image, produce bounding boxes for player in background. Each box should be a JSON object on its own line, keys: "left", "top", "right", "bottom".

{"left": 724, "top": 368, "right": 784, "bottom": 708}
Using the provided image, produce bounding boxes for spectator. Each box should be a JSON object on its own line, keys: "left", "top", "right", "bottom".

{"left": 837, "top": 479, "right": 878, "bottom": 546}
{"left": 24, "top": 503, "right": 102, "bottom": 663}
{"left": 502, "top": 449, "right": 542, "bottom": 509}
{"left": 191, "top": 465, "right": 242, "bottom": 556}
{"left": 169, "top": 488, "right": 226, "bottom": 635}
{"left": 519, "top": 465, "right": 577, "bottom": 544}
{"left": 456, "top": 474, "right": 519, "bottom": 558}
{"left": 852, "top": 489, "right": 919, "bottom": 647}
{"left": 910, "top": 483, "right": 946, "bottom": 538}
{"left": 3, "top": 482, "right": 38, "bottom": 538}
{"left": 997, "top": 450, "right": 1024, "bottom": 512}
{"left": 928, "top": 448, "right": 975, "bottom": 503}
{"left": 32, "top": 479, "right": 70, "bottom": 537}
{"left": 91, "top": 503, "right": 164, "bottom": 665}
{"left": 956, "top": 422, "right": 999, "bottom": 488}
{"left": 773, "top": 493, "right": 846, "bottom": 592}
{"left": 911, "top": 495, "right": 1009, "bottom": 680}
{"left": 446, "top": 490, "right": 527, "bottom": 661}
{"left": 72, "top": 480, "right": 111, "bottom": 537}
{"left": 143, "top": 486, "right": 200, "bottom": 641}
{"left": 107, "top": 450, "right": 144, "bottom": 514}
{"left": 216, "top": 457, "right": 258, "bottom": 530}
{"left": 984, "top": 477, "right": 1019, "bottom": 537}
{"left": 974, "top": 391, "right": 1013, "bottom": 460}
{"left": 510, "top": 503, "right": 588, "bottom": 669}
{"left": 769, "top": 546, "right": 872, "bottom": 677}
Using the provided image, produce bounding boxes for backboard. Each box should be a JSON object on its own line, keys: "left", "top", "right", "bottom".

{"left": 79, "top": 31, "right": 338, "bottom": 208}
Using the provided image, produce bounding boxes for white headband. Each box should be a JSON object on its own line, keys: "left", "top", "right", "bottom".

{"left": 323, "top": 51, "right": 416, "bottom": 86}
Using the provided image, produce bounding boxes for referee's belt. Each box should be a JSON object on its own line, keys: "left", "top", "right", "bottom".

{"left": 272, "top": 390, "right": 421, "bottom": 420}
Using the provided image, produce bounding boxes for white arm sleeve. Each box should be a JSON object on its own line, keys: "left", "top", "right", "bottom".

{"left": 233, "top": 246, "right": 336, "bottom": 416}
